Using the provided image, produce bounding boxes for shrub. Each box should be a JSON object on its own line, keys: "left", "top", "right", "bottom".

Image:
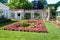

{"left": 21, "top": 20, "right": 28, "bottom": 27}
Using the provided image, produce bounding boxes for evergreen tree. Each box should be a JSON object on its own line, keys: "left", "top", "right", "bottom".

{"left": 0, "top": 0, "right": 8, "bottom": 4}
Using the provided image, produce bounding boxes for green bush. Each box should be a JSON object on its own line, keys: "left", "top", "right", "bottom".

{"left": 21, "top": 20, "right": 28, "bottom": 27}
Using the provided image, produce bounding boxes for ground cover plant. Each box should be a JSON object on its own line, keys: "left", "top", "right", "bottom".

{"left": 0, "top": 22, "right": 60, "bottom": 40}
{"left": 1, "top": 20, "right": 47, "bottom": 33}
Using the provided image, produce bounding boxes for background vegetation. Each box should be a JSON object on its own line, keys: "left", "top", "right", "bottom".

{"left": 0, "top": 0, "right": 7, "bottom": 4}
{"left": 5, "top": 0, "right": 47, "bottom": 10}
{"left": 6, "top": 0, "right": 33, "bottom": 10}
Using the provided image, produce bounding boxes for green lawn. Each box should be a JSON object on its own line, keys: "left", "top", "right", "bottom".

{"left": 0, "top": 21, "right": 16, "bottom": 27}
{"left": 0, "top": 22, "right": 60, "bottom": 40}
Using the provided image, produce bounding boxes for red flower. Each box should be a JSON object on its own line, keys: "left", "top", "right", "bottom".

{"left": 19, "top": 27, "right": 24, "bottom": 31}
{"left": 29, "top": 28, "right": 34, "bottom": 32}
{"left": 24, "top": 27, "right": 29, "bottom": 32}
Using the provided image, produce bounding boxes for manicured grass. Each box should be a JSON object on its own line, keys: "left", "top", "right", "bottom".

{"left": 0, "top": 21, "right": 17, "bottom": 27}
{"left": 0, "top": 21, "right": 60, "bottom": 40}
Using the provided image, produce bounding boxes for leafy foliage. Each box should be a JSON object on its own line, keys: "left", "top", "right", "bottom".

{"left": 21, "top": 20, "right": 28, "bottom": 27}
{"left": 24, "top": 13, "right": 31, "bottom": 19}
{"left": 55, "top": 1, "right": 60, "bottom": 10}
{"left": 37, "top": 1, "right": 44, "bottom": 9}
{"left": 6, "top": 0, "right": 33, "bottom": 9}
{"left": 0, "top": 0, "right": 7, "bottom": 4}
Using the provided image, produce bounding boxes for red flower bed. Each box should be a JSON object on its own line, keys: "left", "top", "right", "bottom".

{"left": 2, "top": 20, "right": 48, "bottom": 33}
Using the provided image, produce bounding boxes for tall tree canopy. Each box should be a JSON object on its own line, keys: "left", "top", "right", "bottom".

{"left": 39, "top": 0, "right": 47, "bottom": 8}
{"left": 0, "top": 0, "right": 7, "bottom": 4}
{"left": 37, "top": 1, "right": 44, "bottom": 9}
{"left": 55, "top": 1, "right": 60, "bottom": 10}
{"left": 6, "top": 0, "right": 33, "bottom": 10}
{"left": 32, "top": 0, "right": 47, "bottom": 9}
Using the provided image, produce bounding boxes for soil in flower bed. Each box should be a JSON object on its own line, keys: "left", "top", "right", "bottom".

{"left": 1, "top": 20, "right": 48, "bottom": 33}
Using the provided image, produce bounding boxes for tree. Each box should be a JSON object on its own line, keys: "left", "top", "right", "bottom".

{"left": 37, "top": 1, "right": 44, "bottom": 9}
{"left": 39, "top": 0, "right": 44, "bottom": 3}
{"left": 22, "top": 2, "right": 33, "bottom": 10}
{"left": 6, "top": 0, "right": 33, "bottom": 10}
{"left": 55, "top": 1, "right": 60, "bottom": 10}
{"left": 39, "top": 0, "right": 47, "bottom": 8}
{"left": 0, "top": 0, "right": 7, "bottom": 4}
